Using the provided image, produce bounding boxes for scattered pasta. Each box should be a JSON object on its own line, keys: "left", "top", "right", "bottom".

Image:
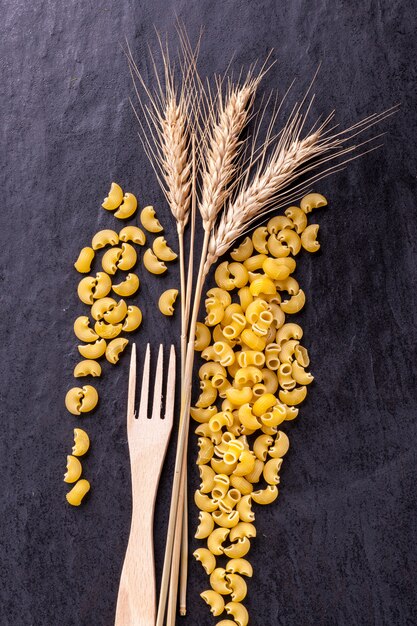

{"left": 66, "top": 479, "right": 90, "bottom": 506}
{"left": 72, "top": 428, "right": 90, "bottom": 456}
{"left": 74, "top": 247, "right": 95, "bottom": 273}
{"left": 102, "top": 182, "right": 123, "bottom": 211}
{"left": 114, "top": 192, "right": 138, "bottom": 219}
{"left": 158, "top": 289, "right": 179, "bottom": 316}
{"left": 140, "top": 205, "right": 163, "bottom": 232}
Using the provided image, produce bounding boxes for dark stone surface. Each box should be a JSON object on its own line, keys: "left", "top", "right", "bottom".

{"left": 1, "top": 1, "right": 416, "bottom": 625}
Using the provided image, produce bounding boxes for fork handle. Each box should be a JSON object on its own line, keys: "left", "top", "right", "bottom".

{"left": 115, "top": 497, "right": 157, "bottom": 626}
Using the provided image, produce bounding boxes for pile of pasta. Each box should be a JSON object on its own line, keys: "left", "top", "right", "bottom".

{"left": 64, "top": 182, "right": 179, "bottom": 505}
{"left": 192, "top": 193, "right": 326, "bottom": 625}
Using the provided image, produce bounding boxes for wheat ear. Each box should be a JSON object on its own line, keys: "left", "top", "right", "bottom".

{"left": 206, "top": 103, "right": 398, "bottom": 269}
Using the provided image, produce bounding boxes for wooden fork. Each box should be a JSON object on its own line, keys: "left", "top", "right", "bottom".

{"left": 115, "top": 343, "right": 176, "bottom": 626}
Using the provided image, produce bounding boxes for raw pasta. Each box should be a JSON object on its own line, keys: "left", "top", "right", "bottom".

{"left": 192, "top": 194, "right": 327, "bottom": 625}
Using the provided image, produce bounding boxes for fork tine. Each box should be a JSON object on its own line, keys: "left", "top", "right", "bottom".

{"left": 151, "top": 344, "right": 164, "bottom": 421}
{"left": 127, "top": 343, "right": 137, "bottom": 421}
{"left": 164, "top": 345, "right": 176, "bottom": 424}
{"left": 138, "top": 343, "right": 151, "bottom": 419}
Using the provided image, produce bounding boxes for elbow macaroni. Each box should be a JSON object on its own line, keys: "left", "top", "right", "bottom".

{"left": 193, "top": 195, "right": 325, "bottom": 624}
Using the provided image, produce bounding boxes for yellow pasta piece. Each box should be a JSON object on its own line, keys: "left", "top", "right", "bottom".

{"left": 285, "top": 205, "right": 308, "bottom": 233}
{"left": 122, "top": 305, "right": 142, "bottom": 332}
{"left": 209, "top": 411, "right": 234, "bottom": 433}
{"left": 226, "top": 558, "right": 253, "bottom": 577}
{"left": 212, "top": 510, "right": 240, "bottom": 529}
{"left": 249, "top": 275, "right": 276, "bottom": 297}
{"left": 267, "top": 233, "right": 291, "bottom": 258}
{"left": 196, "top": 381, "right": 218, "bottom": 408}
{"left": 263, "top": 257, "right": 293, "bottom": 280}
{"left": 78, "top": 339, "right": 107, "bottom": 359}
{"left": 230, "top": 475, "right": 253, "bottom": 495}
{"left": 275, "top": 276, "right": 300, "bottom": 295}
{"left": 209, "top": 568, "right": 232, "bottom": 595}
{"left": 223, "top": 537, "right": 250, "bottom": 559}
{"left": 225, "top": 601, "right": 249, "bottom": 626}
{"left": 300, "top": 192, "right": 327, "bottom": 213}
{"left": 158, "top": 289, "right": 179, "bottom": 316}
{"left": 94, "top": 272, "right": 112, "bottom": 299}
{"left": 278, "top": 363, "right": 296, "bottom": 390}
{"left": 73, "top": 359, "right": 101, "bottom": 378}
{"left": 225, "top": 387, "right": 253, "bottom": 407}
{"left": 119, "top": 225, "right": 146, "bottom": 245}
{"left": 140, "top": 205, "right": 163, "bottom": 232}
{"left": 77, "top": 276, "right": 100, "bottom": 305}
{"left": 106, "top": 337, "right": 129, "bottom": 364}
{"left": 237, "top": 286, "right": 253, "bottom": 312}
{"left": 231, "top": 237, "right": 254, "bottom": 262}
{"left": 74, "top": 247, "right": 95, "bottom": 273}
{"left": 200, "top": 590, "right": 225, "bottom": 617}
{"left": 277, "top": 228, "right": 301, "bottom": 254}
{"left": 252, "top": 226, "right": 269, "bottom": 253}
{"left": 74, "top": 316, "right": 99, "bottom": 343}
{"left": 267, "top": 215, "right": 293, "bottom": 234}
{"left": 193, "top": 548, "right": 216, "bottom": 575}
{"left": 103, "top": 299, "right": 127, "bottom": 324}
{"left": 197, "top": 437, "right": 215, "bottom": 465}
{"left": 294, "top": 344, "right": 310, "bottom": 367}
{"left": 301, "top": 223, "right": 320, "bottom": 252}
{"left": 245, "top": 299, "right": 268, "bottom": 324}
{"left": 196, "top": 423, "right": 222, "bottom": 445}
{"left": 117, "top": 243, "right": 137, "bottom": 271}
{"left": 207, "top": 527, "right": 230, "bottom": 555}
{"left": 276, "top": 322, "right": 303, "bottom": 345}
{"left": 263, "top": 457, "right": 283, "bottom": 485}
{"left": 220, "top": 489, "right": 242, "bottom": 512}
{"left": 152, "top": 236, "right": 177, "bottom": 261}
{"left": 64, "top": 455, "right": 82, "bottom": 483}
{"left": 279, "top": 385, "right": 307, "bottom": 406}
{"left": 195, "top": 322, "right": 212, "bottom": 351}
{"left": 269, "top": 431, "right": 290, "bottom": 458}
{"left": 143, "top": 248, "right": 167, "bottom": 274}
{"left": 112, "top": 273, "right": 139, "bottom": 297}
{"left": 251, "top": 485, "right": 278, "bottom": 505}
{"left": 243, "top": 253, "right": 268, "bottom": 272}
{"left": 240, "top": 329, "right": 266, "bottom": 352}
{"left": 253, "top": 434, "right": 274, "bottom": 461}
{"left": 226, "top": 574, "right": 247, "bottom": 603}
{"left": 114, "top": 192, "right": 138, "bottom": 219}
{"left": 191, "top": 406, "right": 218, "bottom": 424}
{"left": 199, "top": 465, "right": 216, "bottom": 493}
{"left": 94, "top": 321, "right": 122, "bottom": 339}
{"left": 229, "top": 522, "right": 256, "bottom": 542}
{"left": 212, "top": 474, "right": 230, "bottom": 500}
{"left": 236, "top": 495, "right": 254, "bottom": 522}
{"left": 195, "top": 511, "right": 215, "bottom": 539}
{"left": 91, "top": 297, "right": 116, "bottom": 321}
{"left": 102, "top": 247, "right": 122, "bottom": 275}
{"left": 102, "top": 182, "right": 123, "bottom": 210}
{"left": 207, "top": 288, "right": 232, "bottom": 308}
{"left": 91, "top": 229, "right": 119, "bottom": 250}
{"left": 292, "top": 360, "right": 314, "bottom": 385}
{"left": 194, "top": 489, "right": 218, "bottom": 513}
{"left": 72, "top": 428, "right": 90, "bottom": 456}
{"left": 205, "top": 298, "right": 225, "bottom": 327}
{"left": 280, "top": 289, "right": 306, "bottom": 314}
{"left": 66, "top": 478, "right": 90, "bottom": 506}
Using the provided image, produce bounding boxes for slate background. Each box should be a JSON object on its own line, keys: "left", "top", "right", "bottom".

{"left": 1, "top": 1, "right": 417, "bottom": 625}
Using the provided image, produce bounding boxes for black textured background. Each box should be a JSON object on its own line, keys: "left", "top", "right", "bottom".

{"left": 1, "top": 1, "right": 417, "bottom": 625}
